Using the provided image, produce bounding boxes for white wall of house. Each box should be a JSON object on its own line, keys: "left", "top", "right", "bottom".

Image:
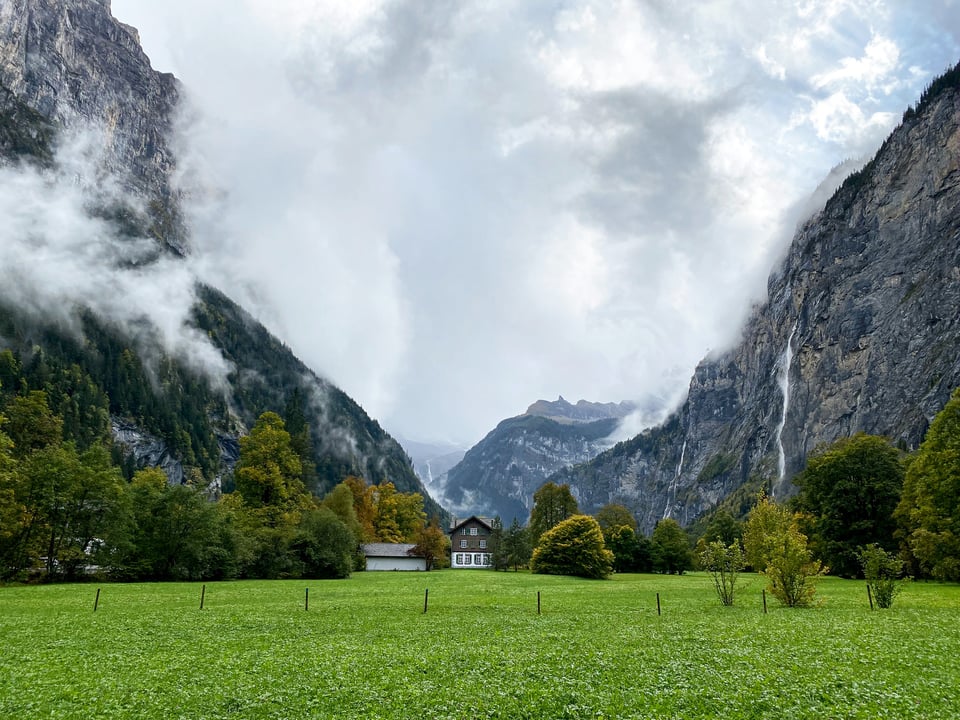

{"left": 366, "top": 556, "right": 427, "bottom": 571}
{"left": 450, "top": 552, "right": 491, "bottom": 568}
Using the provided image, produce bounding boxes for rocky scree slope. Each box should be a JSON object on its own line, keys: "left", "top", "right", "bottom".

{"left": 553, "top": 67, "right": 960, "bottom": 534}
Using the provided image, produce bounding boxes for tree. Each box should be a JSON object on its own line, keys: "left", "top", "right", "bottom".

{"left": 858, "top": 543, "right": 904, "bottom": 609}
{"left": 595, "top": 503, "right": 637, "bottom": 534}
{"left": 111, "top": 468, "right": 235, "bottom": 581}
{"left": 489, "top": 516, "right": 509, "bottom": 570}
{"left": 651, "top": 518, "right": 692, "bottom": 574}
{"left": 372, "top": 482, "right": 425, "bottom": 543}
{"left": 410, "top": 517, "right": 450, "bottom": 570}
{"left": 529, "top": 482, "right": 579, "bottom": 544}
{"left": 343, "top": 475, "right": 377, "bottom": 541}
{"left": 234, "top": 412, "right": 310, "bottom": 525}
{"left": 793, "top": 433, "right": 904, "bottom": 577}
{"left": 291, "top": 507, "right": 354, "bottom": 579}
{"left": 743, "top": 493, "right": 825, "bottom": 607}
{"left": 0, "top": 416, "right": 26, "bottom": 579}
{"left": 699, "top": 540, "right": 745, "bottom": 606}
{"left": 741, "top": 491, "right": 793, "bottom": 572}
{"left": 605, "top": 525, "right": 643, "bottom": 573}
{"left": 4, "top": 390, "right": 63, "bottom": 457}
{"left": 531, "top": 514, "right": 613, "bottom": 579}
{"left": 700, "top": 509, "right": 743, "bottom": 546}
{"left": 502, "top": 518, "right": 532, "bottom": 571}
{"left": 895, "top": 388, "right": 960, "bottom": 580}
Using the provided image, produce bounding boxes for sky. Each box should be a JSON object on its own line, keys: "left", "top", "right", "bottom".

{"left": 105, "top": 0, "right": 960, "bottom": 447}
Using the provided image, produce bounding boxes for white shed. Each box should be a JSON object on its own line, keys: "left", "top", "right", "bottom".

{"left": 363, "top": 543, "right": 427, "bottom": 571}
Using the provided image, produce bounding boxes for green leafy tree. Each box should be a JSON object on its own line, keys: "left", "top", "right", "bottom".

{"left": 410, "top": 516, "right": 450, "bottom": 571}
{"left": 531, "top": 514, "right": 613, "bottom": 579}
{"left": 0, "top": 416, "right": 26, "bottom": 579}
{"left": 529, "top": 482, "right": 579, "bottom": 544}
{"left": 595, "top": 503, "right": 637, "bottom": 533}
{"left": 858, "top": 543, "right": 905, "bottom": 609}
{"left": 793, "top": 433, "right": 904, "bottom": 577}
{"left": 700, "top": 509, "right": 743, "bottom": 546}
{"left": 503, "top": 518, "right": 532, "bottom": 571}
{"left": 488, "top": 516, "right": 508, "bottom": 570}
{"left": 291, "top": 507, "right": 355, "bottom": 579}
{"left": 699, "top": 540, "right": 745, "bottom": 606}
{"left": 651, "top": 518, "right": 693, "bottom": 574}
{"left": 744, "top": 493, "right": 825, "bottom": 607}
{"left": 111, "top": 468, "right": 236, "bottom": 581}
{"left": 895, "top": 388, "right": 960, "bottom": 580}
{"left": 4, "top": 390, "right": 63, "bottom": 457}
{"left": 605, "top": 524, "right": 643, "bottom": 573}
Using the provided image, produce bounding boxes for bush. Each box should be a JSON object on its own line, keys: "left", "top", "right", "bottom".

{"left": 858, "top": 543, "right": 905, "bottom": 609}
{"left": 699, "top": 540, "right": 745, "bottom": 606}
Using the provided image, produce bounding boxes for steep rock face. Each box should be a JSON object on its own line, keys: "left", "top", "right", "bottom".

{"left": 442, "top": 413, "right": 619, "bottom": 523}
{"left": 555, "top": 77, "right": 960, "bottom": 534}
{"left": 0, "top": 0, "right": 440, "bottom": 514}
{"left": 0, "top": 0, "right": 184, "bottom": 252}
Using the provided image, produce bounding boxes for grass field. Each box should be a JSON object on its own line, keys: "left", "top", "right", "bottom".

{"left": 1, "top": 571, "right": 958, "bottom": 719}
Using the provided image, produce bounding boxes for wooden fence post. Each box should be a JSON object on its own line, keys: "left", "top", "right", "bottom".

{"left": 200, "top": 584, "right": 206, "bottom": 610}
{"left": 656, "top": 593, "right": 661, "bottom": 616}
{"left": 93, "top": 588, "right": 100, "bottom": 612}
{"left": 423, "top": 588, "right": 429, "bottom": 614}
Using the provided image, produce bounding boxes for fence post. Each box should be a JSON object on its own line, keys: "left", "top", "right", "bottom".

{"left": 537, "top": 591, "right": 541, "bottom": 615}
{"left": 305, "top": 587, "right": 309, "bottom": 612}
{"left": 93, "top": 588, "right": 100, "bottom": 612}
{"left": 200, "top": 584, "right": 206, "bottom": 610}
{"left": 762, "top": 589, "right": 767, "bottom": 614}
{"left": 656, "top": 593, "right": 661, "bottom": 616}
{"left": 867, "top": 584, "right": 874, "bottom": 611}
{"left": 423, "top": 588, "right": 429, "bottom": 614}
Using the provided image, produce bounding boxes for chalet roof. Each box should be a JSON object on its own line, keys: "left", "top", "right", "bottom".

{"left": 448, "top": 515, "right": 494, "bottom": 535}
{"left": 362, "top": 543, "right": 418, "bottom": 558}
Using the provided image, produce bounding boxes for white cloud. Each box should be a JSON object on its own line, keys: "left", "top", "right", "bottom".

{"left": 102, "top": 0, "right": 960, "bottom": 445}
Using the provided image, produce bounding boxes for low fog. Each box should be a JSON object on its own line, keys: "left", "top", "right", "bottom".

{"left": 19, "top": 0, "right": 960, "bottom": 446}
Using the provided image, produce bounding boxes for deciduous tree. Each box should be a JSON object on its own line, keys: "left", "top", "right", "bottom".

{"left": 410, "top": 516, "right": 450, "bottom": 570}
{"left": 699, "top": 540, "right": 745, "bottom": 606}
{"left": 531, "top": 514, "right": 613, "bottom": 579}
{"left": 895, "top": 388, "right": 960, "bottom": 580}
{"left": 793, "top": 433, "right": 904, "bottom": 577}
{"left": 651, "top": 518, "right": 692, "bottom": 575}
{"left": 529, "top": 482, "right": 579, "bottom": 543}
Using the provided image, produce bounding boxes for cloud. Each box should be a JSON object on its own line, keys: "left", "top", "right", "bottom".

{"left": 109, "top": 0, "right": 960, "bottom": 445}
{"left": 0, "top": 128, "right": 231, "bottom": 385}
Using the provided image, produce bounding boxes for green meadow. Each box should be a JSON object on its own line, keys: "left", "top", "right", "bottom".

{"left": 1, "top": 572, "right": 958, "bottom": 719}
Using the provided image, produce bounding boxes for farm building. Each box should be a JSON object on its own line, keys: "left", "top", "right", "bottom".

{"left": 362, "top": 543, "right": 426, "bottom": 571}
{"left": 449, "top": 516, "right": 493, "bottom": 568}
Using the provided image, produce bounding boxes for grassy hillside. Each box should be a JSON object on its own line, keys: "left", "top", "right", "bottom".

{"left": 2, "top": 573, "right": 957, "bottom": 718}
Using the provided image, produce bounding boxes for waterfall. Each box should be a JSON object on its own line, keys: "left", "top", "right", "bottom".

{"left": 663, "top": 439, "right": 686, "bottom": 519}
{"left": 774, "top": 323, "right": 798, "bottom": 493}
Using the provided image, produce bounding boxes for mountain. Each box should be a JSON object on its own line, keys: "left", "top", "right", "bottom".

{"left": 551, "top": 64, "right": 960, "bottom": 534}
{"left": 525, "top": 396, "right": 635, "bottom": 424}
{"left": 440, "top": 399, "right": 629, "bottom": 523}
{"left": 0, "top": 0, "right": 441, "bottom": 515}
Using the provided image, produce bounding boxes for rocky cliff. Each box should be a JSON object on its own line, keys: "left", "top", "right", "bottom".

{"left": 0, "top": 0, "right": 185, "bottom": 252}
{"left": 0, "top": 0, "right": 439, "bottom": 513}
{"left": 553, "top": 67, "right": 960, "bottom": 534}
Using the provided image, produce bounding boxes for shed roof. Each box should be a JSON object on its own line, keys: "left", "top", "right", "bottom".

{"left": 362, "top": 543, "right": 418, "bottom": 558}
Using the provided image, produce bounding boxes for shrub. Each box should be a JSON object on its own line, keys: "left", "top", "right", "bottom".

{"left": 858, "top": 543, "right": 905, "bottom": 609}
{"left": 531, "top": 514, "right": 613, "bottom": 579}
{"left": 699, "top": 540, "right": 745, "bottom": 606}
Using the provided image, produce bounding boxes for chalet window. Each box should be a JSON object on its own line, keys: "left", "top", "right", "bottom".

{"left": 470, "top": 528, "right": 478, "bottom": 536}
{"left": 479, "top": 540, "right": 487, "bottom": 549}
{"left": 460, "top": 540, "right": 467, "bottom": 549}
{"left": 461, "top": 528, "right": 469, "bottom": 535}
{"left": 474, "top": 554, "right": 482, "bottom": 565}
{"left": 465, "top": 554, "right": 472, "bottom": 565}
{"left": 483, "top": 555, "right": 491, "bottom": 565}
{"left": 455, "top": 554, "right": 463, "bottom": 565}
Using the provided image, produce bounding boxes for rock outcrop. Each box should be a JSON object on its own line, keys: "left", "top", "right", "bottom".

{"left": 553, "top": 70, "right": 960, "bottom": 534}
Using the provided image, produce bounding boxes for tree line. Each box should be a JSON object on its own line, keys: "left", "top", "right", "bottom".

{"left": 0, "top": 381, "right": 443, "bottom": 582}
